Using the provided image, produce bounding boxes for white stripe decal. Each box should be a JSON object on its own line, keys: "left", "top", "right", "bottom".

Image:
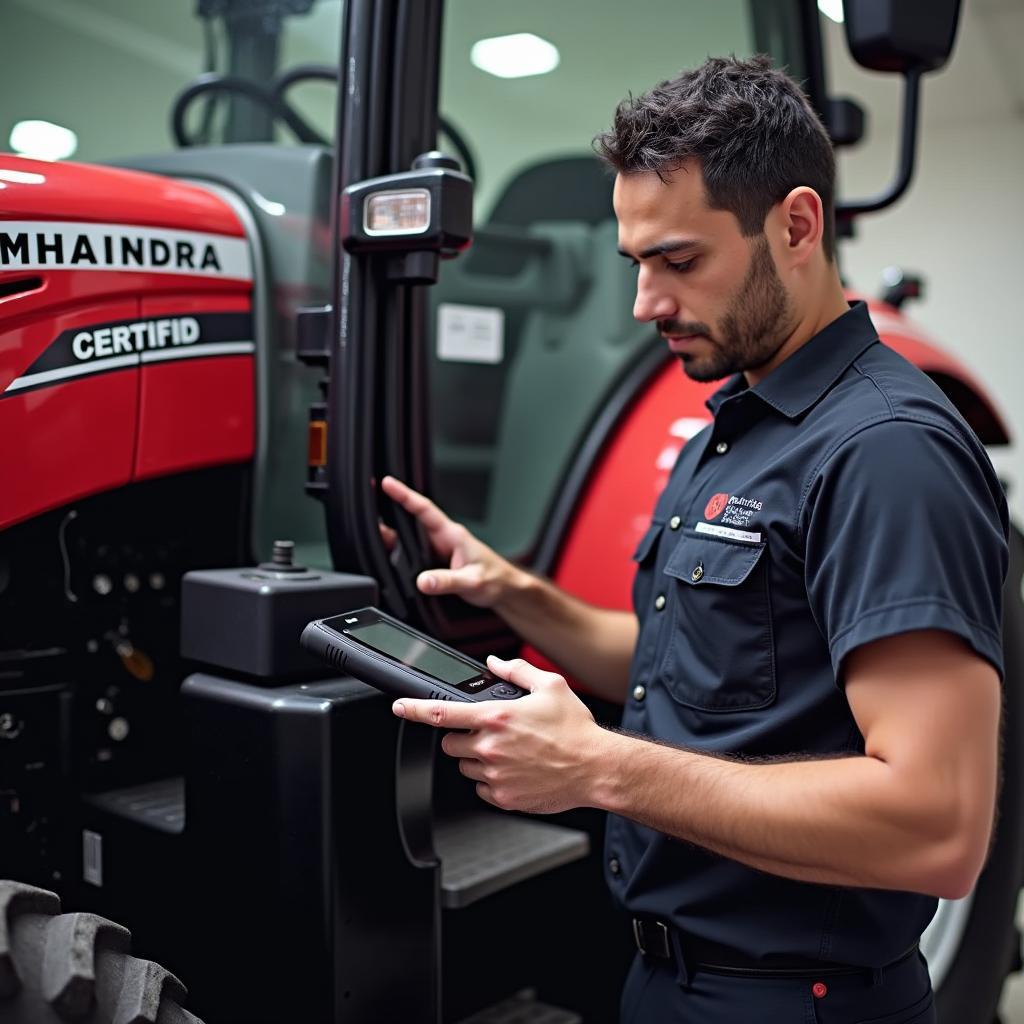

{"left": 140, "top": 341, "right": 254, "bottom": 363}
{"left": 695, "top": 522, "right": 762, "bottom": 544}
{"left": 4, "top": 344, "right": 254, "bottom": 392}
{"left": 0, "top": 220, "right": 252, "bottom": 280}
{"left": 5, "top": 355, "right": 139, "bottom": 391}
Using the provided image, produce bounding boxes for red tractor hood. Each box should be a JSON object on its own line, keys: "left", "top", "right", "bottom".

{"left": 0, "top": 155, "right": 245, "bottom": 238}
{"left": 0, "top": 155, "right": 255, "bottom": 530}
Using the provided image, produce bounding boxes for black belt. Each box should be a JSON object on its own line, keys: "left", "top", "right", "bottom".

{"left": 631, "top": 918, "right": 919, "bottom": 979}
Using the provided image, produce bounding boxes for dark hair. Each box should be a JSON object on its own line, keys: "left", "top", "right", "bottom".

{"left": 595, "top": 55, "right": 836, "bottom": 257}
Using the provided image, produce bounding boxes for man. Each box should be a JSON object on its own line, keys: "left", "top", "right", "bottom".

{"left": 382, "top": 56, "right": 1007, "bottom": 1022}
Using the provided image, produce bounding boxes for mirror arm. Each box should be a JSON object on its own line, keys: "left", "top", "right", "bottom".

{"left": 835, "top": 65, "right": 923, "bottom": 220}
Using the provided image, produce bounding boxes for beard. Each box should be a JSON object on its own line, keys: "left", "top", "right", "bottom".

{"left": 660, "top": 236, "right": 795, "bottom": 383}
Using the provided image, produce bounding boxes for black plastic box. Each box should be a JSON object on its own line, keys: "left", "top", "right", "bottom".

{"left": 181, "top": 565, "right": 377, "bottom": 678}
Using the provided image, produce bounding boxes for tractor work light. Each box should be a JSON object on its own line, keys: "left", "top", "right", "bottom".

{"left": 364, "top": 189, "right": 431, "bottom": 236}
{"left": 341, "top": 152, "right": 473, "bottom": 282}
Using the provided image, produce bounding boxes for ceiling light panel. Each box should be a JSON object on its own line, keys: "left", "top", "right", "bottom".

{"left": 470, "top": 33, "right": 560, "bottom": 79}
{"left": 10, "top": 119, "right": 78, "bottom": 161}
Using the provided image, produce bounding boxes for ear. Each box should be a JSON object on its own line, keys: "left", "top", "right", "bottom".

{"left": 776, "top": 187, "right": 825, "bottom": 268}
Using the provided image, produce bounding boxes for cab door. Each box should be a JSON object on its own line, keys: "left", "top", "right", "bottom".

{"left": 328, "top": 0, "right": 819, "bottom": 647}
{"left": 345, "top": 0, "right": 819, "bottom": 658}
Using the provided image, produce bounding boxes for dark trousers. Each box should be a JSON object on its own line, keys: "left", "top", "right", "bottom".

{"left": 619, "top": 947, "right": 936, "bottom": 1023}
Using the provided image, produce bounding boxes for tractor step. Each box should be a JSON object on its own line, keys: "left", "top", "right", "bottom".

{"left": 436, "top": 812, "right": 589, "bottom": 909}
{"left": 83, "top": 776, "right": 185, "bottom": 834}
{"left": 83, "top": 785, "right": 590, "bottom": 910}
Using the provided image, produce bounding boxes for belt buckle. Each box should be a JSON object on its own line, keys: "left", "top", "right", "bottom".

{"left": 632, "top": 918, "right": 671, "bottom": 959}
{"left": 631, "top": 918, "right": 646, "bottom": 955}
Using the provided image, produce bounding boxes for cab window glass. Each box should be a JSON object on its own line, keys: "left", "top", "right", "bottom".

{"left": 0, "top": 0, "right": 343, "bottom": 164}
{"left": 431, "top": 0, "right": 806, "bottom": 558}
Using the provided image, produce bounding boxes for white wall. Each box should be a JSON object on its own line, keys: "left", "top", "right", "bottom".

{"left": 825, "top": 6, "right": 1024, "bottom": 522}
{"left": 838, "top": 118, "right": 1024, "bottom": 514}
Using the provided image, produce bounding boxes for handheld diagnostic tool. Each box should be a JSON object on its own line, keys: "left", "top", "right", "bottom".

{"left": 300, "top": 607, "right": 527, "bottom": 703}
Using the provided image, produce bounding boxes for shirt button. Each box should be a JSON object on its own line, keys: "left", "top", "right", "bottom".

{"left": 715, "top": 441, "right": 729, "bottom": 455}
{"left": 633, "top": 684, "right": 646, "bottom": 701}
{"left": 691, "top": 562, "right": 704, "bottom": 582}
{"left": 654, "top": 594, "right": 666, "bottom": 611}
{"left": 669, "top": 515, "right": 682, "bottom": 530}
{"left": 609, "top": 857, "right": 622, "bottom": 876}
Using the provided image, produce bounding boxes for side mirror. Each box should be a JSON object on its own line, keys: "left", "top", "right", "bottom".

{"left": 844, "top": 0, "right": 961, "bottom": 73}
{"left": 835, "top": 0, "right": 962, "bottom": 221}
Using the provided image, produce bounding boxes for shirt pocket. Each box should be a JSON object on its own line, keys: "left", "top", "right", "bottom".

{"left": 658, "top": 530, "right": 776, "bottom": 711}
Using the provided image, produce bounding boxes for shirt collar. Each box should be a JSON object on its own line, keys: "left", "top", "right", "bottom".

{"left": 705, "top": 301, "right": 879, "bottom": 420}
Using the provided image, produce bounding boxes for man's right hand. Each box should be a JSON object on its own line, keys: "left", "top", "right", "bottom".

{"left": 381, "top": 477, "right": 637, "bottom": 704}
{"left": 380, "top": 476, "right": 519, "bottom": 610}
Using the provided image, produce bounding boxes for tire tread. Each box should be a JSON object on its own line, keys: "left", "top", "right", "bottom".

{"left": 0, "top": 880, "right": 202, "bottom": 1024}
{"left": 42, "top": 912, "right": 131, "bottom": 1018}
{"left": 0, "top": 881, "right": 60, "bottom": 999}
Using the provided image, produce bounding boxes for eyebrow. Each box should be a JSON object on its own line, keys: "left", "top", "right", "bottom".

{"left": 617, "top": 238, "right": 705, "bottom": 260}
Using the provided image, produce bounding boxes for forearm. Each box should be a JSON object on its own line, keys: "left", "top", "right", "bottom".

{"left": 493, "top": 568, "right": 637, "bottom": 704}
{"left": 590, "top": 730, "right": 988, "bottom": 898}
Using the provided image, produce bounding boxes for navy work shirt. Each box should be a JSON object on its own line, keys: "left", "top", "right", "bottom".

{"left": 606, "top": 301, "right": 1008, "bottom": 968}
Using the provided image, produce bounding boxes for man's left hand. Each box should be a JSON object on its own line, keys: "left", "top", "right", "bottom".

{"left": 392, "top": 656, "right": 603, "bottom": 814}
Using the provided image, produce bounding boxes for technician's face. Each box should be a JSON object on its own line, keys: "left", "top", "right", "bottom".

{"left": 614, "top": 164, "right": 795, "bottom": 383}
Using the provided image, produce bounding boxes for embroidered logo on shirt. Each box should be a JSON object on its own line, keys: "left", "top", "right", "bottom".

{"left": 719, "top": 494, "right": 763, "bottom": 528}
{"left": 704, "top": 493, "right": 730, "bottom": 520}
{"left": 702, "top": 492, "right": 764, "bottom": 531}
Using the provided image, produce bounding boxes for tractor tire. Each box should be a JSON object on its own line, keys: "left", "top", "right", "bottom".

{"left": 0, "top": 881, "right": 202, "bottom": 1024}
{"left": 930, "top": 521, "right": 1024, "bottom": 1022}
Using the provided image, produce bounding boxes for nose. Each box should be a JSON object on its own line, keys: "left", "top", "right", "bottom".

{"left": 632, "top": 266, "right": 677, "bottom": 324}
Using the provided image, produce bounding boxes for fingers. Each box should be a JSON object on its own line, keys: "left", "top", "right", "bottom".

{"left": 417, "top": 571, "right": 439, "bottom": 593}
{"left": 392, "top": 697, "right": 486, "bottom": 730}
{"left": 475, "top": 782, "right": 498, "bottom": 807}
{"left": 416, "top": 565, "right": 479, "bottom": 596}
{"left": 381, "top": 476, "right": 453, "bottom": 536}
{"left": 441, "top": 730, "right": 479, "bottom": 760}
{"left": 486, "top": 655, "right": 559, "bottom": 692}
{"left": 378, "top": 521, "right": 397, "bottom": 551}
{"left": 457, "top": 758, "right": 487, "bottom": 783}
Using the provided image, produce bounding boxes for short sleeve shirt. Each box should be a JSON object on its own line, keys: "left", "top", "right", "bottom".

{"left": 605, "top": 301, "right": 1009, "bottom": 968}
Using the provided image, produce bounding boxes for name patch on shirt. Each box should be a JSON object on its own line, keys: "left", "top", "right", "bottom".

{"left": 695, "top": 522, "right": 762, "bottom": 544}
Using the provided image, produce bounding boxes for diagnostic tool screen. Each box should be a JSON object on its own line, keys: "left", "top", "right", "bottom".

{"left": 347, "top": 621, "right": 480, "bottom": 686}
